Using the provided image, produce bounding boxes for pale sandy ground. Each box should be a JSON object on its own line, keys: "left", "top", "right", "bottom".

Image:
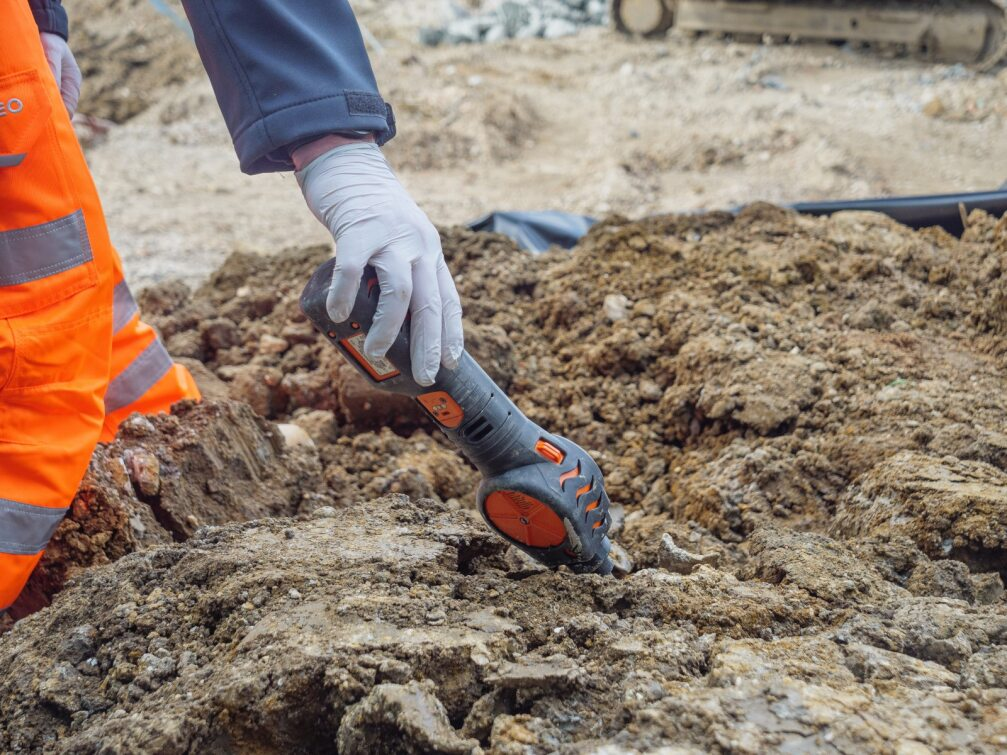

{"left": 77, "top": 0, "right": 1007, "bottom": 289}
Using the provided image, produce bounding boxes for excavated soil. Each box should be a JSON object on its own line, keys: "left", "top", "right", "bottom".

{"left": 3, "top": 206, "right": 1007, "bottom": 752}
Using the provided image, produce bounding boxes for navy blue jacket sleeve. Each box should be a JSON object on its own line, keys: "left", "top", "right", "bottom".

{"left": 179, "top": 0, "right": 395, "bottom": 174}
{"left": 28, "top": 0, "right": 69, "bottom": 40}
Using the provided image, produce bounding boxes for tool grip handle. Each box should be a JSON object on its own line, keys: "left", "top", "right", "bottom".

{"left": 299, "top": 260, "right": 544, "bottom": 476}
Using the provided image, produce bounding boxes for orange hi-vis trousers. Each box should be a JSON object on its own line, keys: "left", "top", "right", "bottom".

{"left": 0, "top": 0, "right": 200, "bottom": 611}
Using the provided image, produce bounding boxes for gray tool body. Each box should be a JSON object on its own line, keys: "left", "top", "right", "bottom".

{"left": 301, "top": 260, "right": 613, "bottom": 574}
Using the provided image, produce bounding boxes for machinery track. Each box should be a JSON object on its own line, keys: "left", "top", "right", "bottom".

{"left": 612, "top": 0, "right": 1007, "bottom": 69}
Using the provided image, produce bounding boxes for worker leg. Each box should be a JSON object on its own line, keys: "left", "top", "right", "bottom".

{"left": 0, "top": 0, "right": 116, "bottom": 608}
{"left": 0, "top": 1, "right": 197, "bottom": 608}
{"left": 99, "top": 262, "right": 200, "bottom": 443}
{"left": 0, "top": 291, "right": 112, "bottom": 611}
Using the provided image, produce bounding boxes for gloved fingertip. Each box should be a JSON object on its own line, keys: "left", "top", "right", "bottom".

{"left": 326, "top": 297, "right": 351, "bottom": 324}
{"left": 362, "top": 338, "right": 391, "bottom": 363}
{"left": 326, "top": 307, "right": 350, "bottom": 324}
{"left": 414, "top": 370, "right": 436, "bottom": 387}
{"left": 442, "top": 352, "right": 459, "bottom": 370}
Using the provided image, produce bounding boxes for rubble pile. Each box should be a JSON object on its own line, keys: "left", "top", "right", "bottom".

{"left": 3, "top": 205, "right": 1007, "bottom": 751}
{"left": 420, "top": 0, "right": 608, "bottom": 46}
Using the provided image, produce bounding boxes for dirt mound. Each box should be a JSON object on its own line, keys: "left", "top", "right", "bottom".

{"left": 72, "top": 0, "right": 201, "bottom": 122}
{"left": 4, "top": 204, "right": 1007, "bottom": 749}
{"left": 138, "top": 202, "right": 1007, "bottom": 562}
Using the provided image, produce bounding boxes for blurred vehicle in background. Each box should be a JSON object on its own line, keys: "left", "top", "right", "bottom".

{"left": 611, "top": 0, "right": 1007, "bottom": 68}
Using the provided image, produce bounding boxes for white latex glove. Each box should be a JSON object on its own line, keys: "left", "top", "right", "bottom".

{"left": 296, "top": 142, "right": 464, "bottom": 386}
{"left": 40, "top": 32, "right": 81, "bottom": 118}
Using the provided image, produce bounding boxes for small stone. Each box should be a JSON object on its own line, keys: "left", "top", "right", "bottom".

{"left": 483, "top": 24, "right": 506, "bottom": 43}
{"left": 200, "top": 317, "right": 239, "bottom": 351}
{"left": 377, "top": 659, "right": 413, "bottom": 684}
{"left": 313, "top": 506, "right": 337, "bottom": 518}
{"left": 446, "top": 17, "right": 482, "bottom": 44}
{"left": 418, "top": 26, "right": 446, "bottom": 46}
{"left": 632, "top": 299, "right": 656, "bottom": 317}
{"left": 759, "top": 74, "right": 789, "bottom": 91}
{"left": 488, "top": 655, "right": 585, "bottom": 689}
{"left": 972, "top": 572, "right": 1005, "bottom": 605}
{"left": 59, "top": 625, "right": 97, "bottom": 664}
{"left": 543, "top": 18, "right": 578, "bottom": 38}
{"left": 119, "top": 414, "right": 157, "bottom": 437}
{"left": 608, "top": 542, "right": 634, "bottom": 577}
{"left": 138, "top": 652, "right": 176, "bottom": 680}
{"left": 658, "top": 532, "right": 721, "bottom": 574}
{"left": 258, "top": 334, "right": 289, "bottom": 355}
{"left": 123, "top": 448, "right": 160, "bottom": 498}
{"left": 292, "top": 409, "right": 337, "bottom": 445}
{"left": 604, "top": 294, "right": 630, "bottom": 322}
{"left": 338, "top": 681, "right": 479, "bottom": 754}
{"left": 504, "top": 546, "right": 549, "bottom": 576}
{"left": 639, "top": 379, "right": 663, "bottom": 402}
{"left": 39, "top": 663, "right": 85, "bottom": 714}
{"left": 276, "top": 423, "right": 315, "bottom": 449}
{"left": 280, "top": 322, "right": 317, "bottom": 345}
{"left": 425, "top": 609, "right": 446, "bottom": 625}
{"left": 288, "top": 589, "right": 302, "bottom": 600}
{"left": 922, "top": 96, "right": 946, "bottom": 118}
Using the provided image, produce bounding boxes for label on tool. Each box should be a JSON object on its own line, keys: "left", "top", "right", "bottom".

{"left": 418, "top": 391, "right": 464, "bottom": 428}
{"left": 342, "top": 332, "right": 400, "bottom": 382}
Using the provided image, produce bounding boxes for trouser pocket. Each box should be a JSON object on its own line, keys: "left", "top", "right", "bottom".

{"left": 0, "top": 68, "right": 97, "bottom": 319}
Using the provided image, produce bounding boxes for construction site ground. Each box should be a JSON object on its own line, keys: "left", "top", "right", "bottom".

{"left": 3, "top": 1, "right": 1007, "bottom": 753}
{"left": 69, "top": 0, "right": 1007, "bottom": 289}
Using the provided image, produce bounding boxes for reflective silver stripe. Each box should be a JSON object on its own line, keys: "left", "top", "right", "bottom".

{"left": 104, "top": 338, "right": 173, "bottom": 414}
{"left": 0, "top": 209, "right": 92, "bottom": 286}
{"left": 112, "top": 280, "right": 139, "bottom": 334}
{"left": 0, "top": 498, "right": 67, "bottom": 556}
{"left": 0, "top": 154, "right": 26, "bottom": 168}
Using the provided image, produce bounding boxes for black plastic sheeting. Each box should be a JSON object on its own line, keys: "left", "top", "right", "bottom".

{"left": 468, "top": 188, "right": 1007, "bottom": 253}
{"left": 467, "top": 211, "right": 595, "bottom": 253}
{"left": 792, "top": 189, "right": 1007, "bottom": 237}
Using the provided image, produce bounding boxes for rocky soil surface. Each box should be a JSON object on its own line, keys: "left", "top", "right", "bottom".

{"left": 3, "top": 204, "right": 1007, "bottom": 752}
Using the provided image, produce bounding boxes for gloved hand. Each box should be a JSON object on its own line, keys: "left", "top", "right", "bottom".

{"left": 39, "top": 32, "right": 81, "bottom": 118}
{"left": 296, "top": 142, "right": 464, "bottom": 386}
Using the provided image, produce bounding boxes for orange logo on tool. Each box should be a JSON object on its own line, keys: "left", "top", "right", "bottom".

{"left": 418, "top": 391, "right": 464, "bottom": 428}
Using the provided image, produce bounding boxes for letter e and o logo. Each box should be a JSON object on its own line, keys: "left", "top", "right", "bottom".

{"left": 0, "top": 98, "right": 25, "bottom": 117}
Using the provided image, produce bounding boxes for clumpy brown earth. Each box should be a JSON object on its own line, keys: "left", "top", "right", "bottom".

{"left": 7, "top": 401, "right": 327, "bottom": 621}
{"left": 3, "top": 206, "right": 1007, "bottom": 752}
